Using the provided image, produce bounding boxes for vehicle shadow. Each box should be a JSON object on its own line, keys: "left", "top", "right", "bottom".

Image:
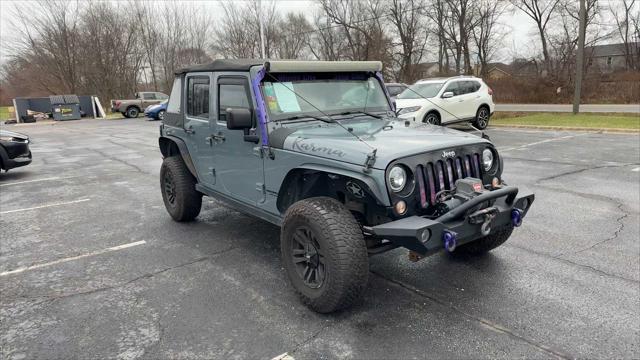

{"left": 0, "top": 169, "right": 33, "bottom": 182}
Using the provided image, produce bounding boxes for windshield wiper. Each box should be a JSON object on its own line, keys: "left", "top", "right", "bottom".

{"left": 279, "top": 114, "right": 334, "bottom": 123}
{"left": 329, "top": 110, "right": 383, "bottom": 119}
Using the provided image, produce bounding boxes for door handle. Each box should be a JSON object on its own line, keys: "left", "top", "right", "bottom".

{"left": 185, "top": 126, "right": 194, "bottom": 134}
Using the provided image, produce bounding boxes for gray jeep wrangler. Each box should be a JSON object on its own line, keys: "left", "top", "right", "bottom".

{"left": 158, "top": 59, "right": 534, "bottom": 313}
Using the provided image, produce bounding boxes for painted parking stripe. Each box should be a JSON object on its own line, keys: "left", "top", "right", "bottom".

{"left": 499, "top": 133, "right": 588, "bottom": 152}
{"left": 0, "top": 198, "right": 91, "bottom": 215}
{"left": 0, "top": 176, "right": 78, "bottom": 187}
{"left": 632, "top": 167, "right": 640, "bottom": 172}
{"left": 0, "top": 240, "right": 147, "bottom": 276}
{"left": 271, "top": 353, "right": 295, "bottom": 360}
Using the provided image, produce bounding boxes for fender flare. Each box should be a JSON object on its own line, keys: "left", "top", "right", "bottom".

{"left": 281, "top": 163, "right": 390, "bottom": 207}
{"left": 158, "top": 135, "right": 197, "bottom": 178}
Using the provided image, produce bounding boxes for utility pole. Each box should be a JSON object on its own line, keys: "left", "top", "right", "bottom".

{"left": 573, "top": 0, "right": 586, "bottom": 114}
{"left": 258, "top": 0, "right": 266, "bottom": 59}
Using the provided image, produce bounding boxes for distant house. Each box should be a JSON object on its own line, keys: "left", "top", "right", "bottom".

{"left": 585, "top": 42, "right": 639, "bottom": 73}
{"left": 475, "top": 62, "right": 511, "bottom": 79}
{"left": 412, "top": 62, "right": 441, "bottom": 79}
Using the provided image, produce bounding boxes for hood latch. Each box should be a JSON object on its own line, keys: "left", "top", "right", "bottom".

{"left": 363, "top": 149, "right": 377, "bottom": 173}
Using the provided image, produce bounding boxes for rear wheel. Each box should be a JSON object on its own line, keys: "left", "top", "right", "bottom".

{"left": 125, "top": 106, "right": 140, "bottom": 118}
{"left": 281, "top": 197, "right": 369, "bottom": 313}
{"left": 423, "top": 112, "right": 441, "bottom": 125}
{"left": 453, "top": 226, "right": 513, "bottom": 255}
{"left": 157, "top": 110, "right": 166, "bottom": 121}
{"left": 473, "top": 106, "right": 490, "bottom": 130}
{"left": 160, "top": 156, "right": 202, "bottom": 222}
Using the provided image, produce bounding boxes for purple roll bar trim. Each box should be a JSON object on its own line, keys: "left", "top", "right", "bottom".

{"left": 251, "top": 67, "right": 269, "bottom": 146}
{"left": 375, "top": 71, "right": 395, "bottom": 112}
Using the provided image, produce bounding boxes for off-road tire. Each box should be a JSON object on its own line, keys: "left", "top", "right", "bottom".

{"left": 126, "top": 106, "right": 140, "bottom": 118}
{"left": 473, "top": 106, "right": 490, "bottom": 130}
{"left": 160, "top": 156, "right": 202, "bottom": 222}
{"left": 423, "top": 111, "right": 441, "bottom": 125}
{"left": 281, "top": 197, "right": 369, "bottom": 313}
{"left": 454, "top": 226, "right": 513, "bottom": 255}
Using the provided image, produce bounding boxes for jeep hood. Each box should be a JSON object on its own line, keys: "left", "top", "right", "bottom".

{"left": 277, "top": 119, "right": 489, "bottom": 170}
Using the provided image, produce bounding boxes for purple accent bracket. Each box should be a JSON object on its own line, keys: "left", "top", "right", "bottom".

{"left": 251, "top": 67, "right": 269, "bottom": 146}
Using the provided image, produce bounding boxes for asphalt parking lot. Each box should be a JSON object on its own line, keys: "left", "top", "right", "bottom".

{"left": 1, "top": 118, "right": 639, "bottom": 359}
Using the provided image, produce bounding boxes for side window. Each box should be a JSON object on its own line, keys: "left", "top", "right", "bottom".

{"left": 143, "top": 93, "right": 157, "bottom": 100}
{"left": 157, "top": 93, "right": 169, "bottom": 100}
{"left": 167, "top": 77, "right": 182, "bottom": 113}
{"left": 186, "top": 77, "right": 210, "bottom": 118}
{"left": 444, "top": 82, "right": 461, "bottom": 96}
{"left": 461, "top": 81, "right": 480, "bottom": 94}
{"left": 218, "top": 83, "right": 251, "bottom": 122}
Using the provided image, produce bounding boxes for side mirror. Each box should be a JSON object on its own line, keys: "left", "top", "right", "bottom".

{"left": 226, "top": 108, "right": 252, "bottom": 130}
{"left": 442, "top": 92, "right": 454, "bottom": 99}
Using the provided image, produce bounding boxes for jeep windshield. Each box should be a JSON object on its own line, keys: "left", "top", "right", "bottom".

{"left": 261, "top": 74, "right": 391, "bottom": 122}
{"left": 397, "top": 82, "right": 444, "bottom": 99}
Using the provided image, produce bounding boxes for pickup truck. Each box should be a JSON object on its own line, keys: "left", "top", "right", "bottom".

{"left": 111, "top": 91, "right": 169, "bottom": 118}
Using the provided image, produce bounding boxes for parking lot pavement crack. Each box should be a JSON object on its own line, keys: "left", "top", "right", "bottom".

{"left": 90, "top": 148, "right": 148, "bottom": 175}
{"left": 536, "top": 164, "right": 635, "bottom": 183}
{"left": 505, "top": 243, "right": 639, "bottom": 285}
{"left": 9, "top": 247, "right": 239, "bottom": 304}
{"left": 370, "top": 271, "right": 575, "bottom": 360}
{"left": 565, "top": 203, "right": 629, "bottom": 256}
{"left": 289, "top": 322, "right": 333, "bottom": 356}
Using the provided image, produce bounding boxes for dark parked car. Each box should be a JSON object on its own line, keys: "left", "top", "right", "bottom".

{"left": 385, "top": 82, "right": 408, "bottom": 101}
{"left": 0, "top": 129, "right": 32, "bottom": 171}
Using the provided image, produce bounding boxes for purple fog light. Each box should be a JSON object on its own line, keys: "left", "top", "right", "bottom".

{"left": 443, "top": 231, "right": 457, "bottom": 252}
{"left": 511, "top": 209, "right": 523, "bottom": 227}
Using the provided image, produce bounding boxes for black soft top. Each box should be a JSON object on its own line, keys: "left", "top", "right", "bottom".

{"left": 175, "top": 59, "right": 264, "bottom": 74}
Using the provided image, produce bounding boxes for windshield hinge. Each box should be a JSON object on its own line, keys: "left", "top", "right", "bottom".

{"left": 363, "top": 149, "right": 377, "bottom": 173}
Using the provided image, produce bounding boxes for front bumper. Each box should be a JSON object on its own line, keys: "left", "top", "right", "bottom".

{"left": 366, "top": 186, "right": 534, "bottom": 255}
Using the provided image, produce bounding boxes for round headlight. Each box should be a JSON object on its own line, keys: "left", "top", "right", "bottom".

{"left": 482, "top": 148, "right": 494, "bottom": 171}
{"left": 388, "top": 166, "right": 407, "bottom": 192}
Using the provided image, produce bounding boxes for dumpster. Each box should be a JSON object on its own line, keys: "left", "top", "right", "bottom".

{"left": 50, "top": 95, "right": 81, "bottom": 121}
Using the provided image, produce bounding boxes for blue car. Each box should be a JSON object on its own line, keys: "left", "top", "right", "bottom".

{"left": 144, "top": 100, "right": 167, "bottom": 121}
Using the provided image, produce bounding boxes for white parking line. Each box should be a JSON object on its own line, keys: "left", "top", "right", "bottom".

{"left": 0, "top": 240, "right": 147, "bottom": 276}
{"left": 0, "top": 198, "right": 91, "bottom": 215}
{"left": 499, "top": 133, "right": 588, "bottom": 152}
{"left": 0, "top": 176, "right": 78, "bottom": 187}
{"left": 632, "top": 167, "right": 640, "bottom": 172}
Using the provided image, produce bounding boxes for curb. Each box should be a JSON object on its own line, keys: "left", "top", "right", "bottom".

{"left": 490, "top": 123, "right": 640, "bottom": 133}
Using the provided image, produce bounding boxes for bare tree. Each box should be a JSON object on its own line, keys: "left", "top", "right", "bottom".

{"left": 610, "top": 0, "right": 639, "bottom": 70}
{"left": 275, "top": 13, "right": 313, "bottom": 59}
{"left": 387, "top": 0, "right": 428, "bottom": 82}
{"left": 511, "top": 0, "right": 562, "bottom": 75}
{"left": 472, "top": 0, "right": 510, "bottom": 76}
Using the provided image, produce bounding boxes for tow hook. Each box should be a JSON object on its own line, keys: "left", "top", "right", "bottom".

{"left": 443, "top": 231, "right": 457, "bottom": 252}
{"left": 469, "top": 207, "right": 497, "bottom": 236}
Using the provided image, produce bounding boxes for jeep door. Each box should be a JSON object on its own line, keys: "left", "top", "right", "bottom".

{"left": 183, "top": 73, "right": 217, "bottom": 186}
{"left": 212, "top": 74, "right": 264, "bottom": 205}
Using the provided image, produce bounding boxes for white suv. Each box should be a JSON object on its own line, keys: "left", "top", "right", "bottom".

{"left": 395, "top": 76, "right": 494, "bottom": 129}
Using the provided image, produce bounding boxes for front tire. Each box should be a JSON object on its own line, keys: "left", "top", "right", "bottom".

{"left": 281, "top": 197, "right": 369, "bottom": 313}
{"left": 160, "top": 156, "right": 202, "bottom": 222}
{"left": 473, "top": 106, "right": 490, "bottom": 130}
{"left": 157, "top": 110, "right": 166, "bottom": 121}
{"left": 423, "top": 111, "right": 441, "bottom": 125}
{"left": 453, "top": 226, "right": 513, "bottom": 255}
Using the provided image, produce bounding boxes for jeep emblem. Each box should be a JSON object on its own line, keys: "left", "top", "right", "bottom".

{"left": 442, "top": 150, "right": 456, "bottom": 158}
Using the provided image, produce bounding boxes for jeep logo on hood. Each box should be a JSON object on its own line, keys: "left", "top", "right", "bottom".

{"left": 442, "top": 150, "right": 456, "bottom": 158}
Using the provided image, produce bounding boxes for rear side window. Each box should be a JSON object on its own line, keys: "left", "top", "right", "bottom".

{"left": 143, "top": 93, "right": 157, "bottom": 100}
{"left": 444, "top": 82, "right": 461, "bottom": 96}
{"left": 460, "top": 81, "right": 480, "bottom": 94}
{"left": 218, "top": 84, "right": 250, "bottom": 122}
{"left": 186, "top": 77, "right": 210, "bottom": 118}
{"left": 167, "top": 78, "right": 182, "bottom": 113}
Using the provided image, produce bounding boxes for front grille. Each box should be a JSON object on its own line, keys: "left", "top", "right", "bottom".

{"left": 416, "top": 152, "right": 483, "bottom": 207}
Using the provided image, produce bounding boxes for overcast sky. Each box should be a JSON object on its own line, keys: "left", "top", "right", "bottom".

{"left": 0, "top": 0, "right": 543, "bottom": 65}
